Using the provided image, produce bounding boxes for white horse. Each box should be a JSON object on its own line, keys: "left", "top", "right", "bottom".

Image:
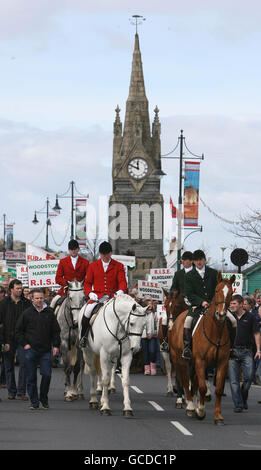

{"left": 79, "top": 294, "right": 148, "bottom": 416}
{"left": 56, "top": 280, "right": 86, "bottom": 401}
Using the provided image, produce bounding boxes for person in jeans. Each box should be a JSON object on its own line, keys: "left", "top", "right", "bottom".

{"left": 228, "top": 294, "right": 261, "bottom": 412}
{"left": 16, "top": 289, "right": 60, "bottom": 410}
{"left": 0, "top": 279, "right": 31, "bottom": 400}
{"left": 141, "top": 297, "right": 158, "bottom": 376}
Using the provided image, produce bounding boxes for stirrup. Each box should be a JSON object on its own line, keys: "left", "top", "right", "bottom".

{"left": 182, "top": 348, "right": 192, "bottom": 360}
{"left": 160, "top": 340, "right": 169, "bottom": 352}
{"left": 79, "top": 336, "right": 87, "bottom": 348}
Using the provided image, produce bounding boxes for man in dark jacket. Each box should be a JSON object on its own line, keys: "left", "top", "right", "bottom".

{"left": 170, "top": 251, "right": 193, "bottom": 295}
{"left": 16, "top": 288, "right": 61, "bottom": 410}
{"left": 0, "top": 279, "right": 31, "bottom": 400}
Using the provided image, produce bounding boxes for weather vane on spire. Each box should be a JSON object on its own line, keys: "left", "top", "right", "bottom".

{"left": 129, "top": 15, "right": 146, "bottom": 34}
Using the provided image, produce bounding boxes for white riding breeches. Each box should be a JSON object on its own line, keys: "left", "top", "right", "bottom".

{"left": 83, "top": 302, "right": 98, "bottom": 319}
{"left": 184, "top": 315, "right": 193, "bottom": 329}
{"left": 184, "top": 310, "right": 237, "bottom": 330}
{"left": 226, "top": 310, "right": 237, "bottom": 328}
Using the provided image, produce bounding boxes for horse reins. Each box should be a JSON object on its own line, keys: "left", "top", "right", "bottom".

{"left": 202, "top": 302, "right": 230, "bottom": 386}
{"left": 64, "top": 287, "right": 85, "bottom": 350}
{"left": 103, "top": 297, "right": 146, "bottom": 359}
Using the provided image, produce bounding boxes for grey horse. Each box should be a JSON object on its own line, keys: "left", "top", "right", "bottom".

{"left": 56, "top": 280, "right": 86, "bottom": 401}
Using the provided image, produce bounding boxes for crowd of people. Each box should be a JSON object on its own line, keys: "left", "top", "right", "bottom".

{"left": 0, "top": 241, "right": 260, "bottom": 415}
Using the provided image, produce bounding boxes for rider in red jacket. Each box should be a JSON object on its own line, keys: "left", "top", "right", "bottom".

{"left": 80, "top": 241, "right": 127, "bottom": 346}
{"left": 50, "top": 239, "right": 89, "bottom": 308}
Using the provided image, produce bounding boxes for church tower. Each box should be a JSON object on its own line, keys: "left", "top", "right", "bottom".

{"left": 109, "top": 33, "right": 166, "bottom": 281}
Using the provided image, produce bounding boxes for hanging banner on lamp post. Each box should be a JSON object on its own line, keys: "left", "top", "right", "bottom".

{"left": 6, "top": 224, "right": 14, "bottom": 251}
{"left": 184, "top": 161, "right": 200, "bottom": 227}
{"left": 75, "top": 198, "right": 87, "bottom": 247}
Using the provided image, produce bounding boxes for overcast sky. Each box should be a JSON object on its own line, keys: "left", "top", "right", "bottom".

{"left": 1, "top": 0, "right": 261, "bottom": 268}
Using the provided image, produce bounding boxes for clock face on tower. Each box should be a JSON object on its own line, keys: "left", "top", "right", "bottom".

{"left": 128, "top": 158, "right": 148, "bottom": 180}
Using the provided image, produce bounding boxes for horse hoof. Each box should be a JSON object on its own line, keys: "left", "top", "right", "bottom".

{"left": 215, "top": 419, "right": 224, "bottom": 426}
{"left": 100, "top": 409, "right": 111, "bottom": 416}
{"left": 89, "top": 402, "right": 99, "bottom": 410}
{"left": 123, "top": 410, "right": 133, "bottom": 418}
{"left": 71, "top": 394, "right": 78, "bottom": 401}
{"left": 186, "top": 409, "right": 196, "bottom": 418}
{"left": 109, "top": 388, "right": 116, "bottom": 394}
{"left": 205, "top": 394, "right": 212, "bottom": 402}
{"left": 166, "top": 391, "right": 174, "bottom": 397}
{"left": 65, "top": 396, "right": 73, "bottom": 402}
{"left": 196, "top": 411, "right": 206, "bottom": 421}
{"left": 175, "top": 402, "right": 183, "bottom": 409}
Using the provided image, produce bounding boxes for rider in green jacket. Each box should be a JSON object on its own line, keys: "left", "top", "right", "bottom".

{"left": 182, "top": 249, "right": 237, "bottom": 360}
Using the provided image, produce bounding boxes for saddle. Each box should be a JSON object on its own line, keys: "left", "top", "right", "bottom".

{"left": 88, "top": 298, "right": 110, "bottom": 339}
{"left": 53, "top": 295, "right": 66, "bottom": 314}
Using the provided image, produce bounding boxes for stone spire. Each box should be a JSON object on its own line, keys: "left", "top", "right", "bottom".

{"left": 152, "top": 106, "right": 161, "bottom": 137}
{"left": 123, "top": 33, "right": 151, "bottom": 143}
{"left": 113, "top": 105, "right": 122, "bottom": 137}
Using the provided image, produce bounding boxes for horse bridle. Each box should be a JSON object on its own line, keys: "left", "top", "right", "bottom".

{"left": 202, "top": 298, "right": 231, "bottom": 349}
{"left": 103, "top": 297, "right": 147, "bottom": 358}
{"left": 64, "top": 286, "right": 85, "bottom": 349}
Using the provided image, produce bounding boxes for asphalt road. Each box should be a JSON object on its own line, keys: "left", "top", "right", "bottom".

{"left": 0, "top": 365, "right": 260, "bottom": 452}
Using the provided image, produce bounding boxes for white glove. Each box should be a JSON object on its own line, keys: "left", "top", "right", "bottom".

{"left": 89, "top": 292, "right": 98, "bottom": 301}
{"left": 115, "top": 290, "right": 124, "bottom": 296}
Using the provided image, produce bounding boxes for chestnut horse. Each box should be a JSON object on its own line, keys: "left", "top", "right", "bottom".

{"left": 171, "top": 273, "right": 235, "bottom": 424}
{"left": 158, "top": 289, "right": 187, "bottom": 405}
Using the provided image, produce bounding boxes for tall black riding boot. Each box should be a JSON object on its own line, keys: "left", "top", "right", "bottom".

{"left": 182, "top": 327, "right": 192, "bottom": 360}
{"left": 80, "top": 316, "right": 90, "bottom": 348}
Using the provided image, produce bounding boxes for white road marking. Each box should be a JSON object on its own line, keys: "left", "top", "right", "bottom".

{"left": 171, "top": 421, "right": 193, "bottom": 436}
{"left": 148, "top": 401, "right": 164, "bottom": 411}
{"left": 130, "top": 386, "right": 143, "bottom": 394}
{"left": 240, "top": 444, "right": 261, "bottom": 449}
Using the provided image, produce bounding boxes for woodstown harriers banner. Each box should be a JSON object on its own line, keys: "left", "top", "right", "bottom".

{"left": 75, "top": 198, "right": 87, "bottom": 247}
{"left": 183, "top": 161, "right": 200, "bottom": 226}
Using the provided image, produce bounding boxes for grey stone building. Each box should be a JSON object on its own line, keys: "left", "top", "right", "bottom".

{"left": 109, "top": 33, "right": 166, "bottom": 282}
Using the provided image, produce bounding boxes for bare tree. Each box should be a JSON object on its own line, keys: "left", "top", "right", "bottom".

{"left": 81, "top": 226, "right": 103, "bottom": 262}
{"left": 229, "top": 208, "right": 261, "bottom": 262}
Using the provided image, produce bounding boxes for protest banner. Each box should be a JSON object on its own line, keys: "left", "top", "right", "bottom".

{"left": 112, "top": 254, "right": 136, "bottom": 268}
{"left": 155, "top": 304, "right": 167, "bottom": 332}
{"left": 0, "top": 251, "right": 26, "bottom": 261}
{"left": 222, "top": 272, "right": 243, "bottom": 295}
{"left": 149, "top": 268, "right": 174, "bottom": 289}
{"left": 27, "top": 260, "right": 60, "bottom": 289}
{"left": 16, "top": 264, "right": 29, "bottom": 286}
{"left": 138, "top": 280, "right": 163, "bottom": 301}
{"left": 26, "top": 243, "right": 60, "bottom": 262}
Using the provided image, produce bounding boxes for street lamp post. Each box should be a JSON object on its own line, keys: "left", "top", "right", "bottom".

{"left": 220, "top": 246, "right": 227, "bottom": 272}
{"left": 177, "top": 130, "right": 184, "bottom": 272}
{"left": 153, "top": 130, "right": 204, "bottom": 271}
{"left": 32, "top": 198, "right": 51, "bottom": 251}
{"left": 52, "top": 181, "right": 88, "bottom": 241}
{"left": 3, "top": 214, "right": 6, "bottom": 260}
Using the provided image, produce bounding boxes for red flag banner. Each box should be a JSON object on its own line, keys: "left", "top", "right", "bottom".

{"left": 184, "top": 161, "right": 200, "bottom": 226}
{"left": 170, "top": 197, "right": 176, "bottom": 219}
